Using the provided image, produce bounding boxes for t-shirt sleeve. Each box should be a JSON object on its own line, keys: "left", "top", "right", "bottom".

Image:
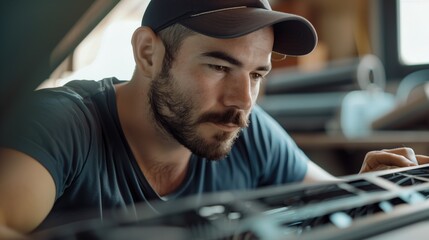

{"left": 246, "top": 105, "right": 309, "bottom": 186}
{"left": 0, "top": 89, "right": 92, "bottom": 199}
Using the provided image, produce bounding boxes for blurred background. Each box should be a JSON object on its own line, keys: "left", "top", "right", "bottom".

{"left": 1, "top": 0, "right": 428, "bottom": 176}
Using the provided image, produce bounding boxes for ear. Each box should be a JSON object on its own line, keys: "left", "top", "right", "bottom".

{"left": 131, "top": 26, "right": 159, "bottom": 77}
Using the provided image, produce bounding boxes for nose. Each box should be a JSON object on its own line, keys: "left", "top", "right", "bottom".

{"left": 222, "top": 73, "right": 255, "bottom": 110}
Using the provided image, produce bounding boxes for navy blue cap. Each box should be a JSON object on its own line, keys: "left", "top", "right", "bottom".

{"left": 141, "top": 0, "right": 317, "bottom": 56}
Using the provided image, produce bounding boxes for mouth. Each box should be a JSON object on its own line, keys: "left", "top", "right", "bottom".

{"left": 209, "top": 122, "right": 240, "bottom": 132}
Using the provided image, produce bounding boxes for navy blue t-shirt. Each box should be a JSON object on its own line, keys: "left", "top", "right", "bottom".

{"left": 0, "top": 78, "right": 308, "bottom": 229}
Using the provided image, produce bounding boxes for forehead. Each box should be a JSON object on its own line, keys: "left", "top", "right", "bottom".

{"left": 177, "top": 27, "right": 274, "bottom": 65}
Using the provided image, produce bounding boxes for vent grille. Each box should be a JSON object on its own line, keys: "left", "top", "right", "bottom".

{"left": 381, "top": 166, "right": 429, "bottom": 186}
{"left": 35, "top": 165, "right": 429, "bottom": 240}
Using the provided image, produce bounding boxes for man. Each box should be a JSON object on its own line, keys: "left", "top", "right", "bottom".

{"left": 0, "top": 0, "right": 428, "bottom": 238}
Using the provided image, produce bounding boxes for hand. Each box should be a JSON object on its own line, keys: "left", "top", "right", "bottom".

{"left": 359, "top": 147, "right": 429, "bottom": 173}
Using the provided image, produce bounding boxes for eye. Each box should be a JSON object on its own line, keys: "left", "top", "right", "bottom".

{"left": 208, "top": 64, "right": 229, "bottom": 73}
{"left": 250, "top": 72, "right": 265, "bottom": 82}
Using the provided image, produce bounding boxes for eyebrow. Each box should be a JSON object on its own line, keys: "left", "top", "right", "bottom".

{"left": 201, "top": 51, "right": 272, "bottom": 72}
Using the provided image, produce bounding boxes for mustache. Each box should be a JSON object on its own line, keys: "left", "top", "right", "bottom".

{"left": 197, "top": 109, "right": 249, "bottom": 128}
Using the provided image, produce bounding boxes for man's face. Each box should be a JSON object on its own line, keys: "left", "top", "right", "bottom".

{"left": 149, "top": 27, "right": 274, "bottom": 160}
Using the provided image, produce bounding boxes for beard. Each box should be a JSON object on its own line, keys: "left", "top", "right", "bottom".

{"left": 147, "top": 66, "right": 249, "bottom": 160}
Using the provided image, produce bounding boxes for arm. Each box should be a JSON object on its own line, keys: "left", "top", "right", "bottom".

{"left": 302, "top": 160, "right": 338, "bottom": 183}
{"left": 0, "top": 148, "right": 56, "bottom": 237}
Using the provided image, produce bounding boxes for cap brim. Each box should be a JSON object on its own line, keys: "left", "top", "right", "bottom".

{"left": 179, "top": 7, "right": 317, "bottom": 56}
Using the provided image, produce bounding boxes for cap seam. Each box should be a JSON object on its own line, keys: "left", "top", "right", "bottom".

{"left": 190, "top": 6, "right": 248, "bottom": 17}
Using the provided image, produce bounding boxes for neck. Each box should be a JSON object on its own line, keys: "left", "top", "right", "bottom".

{"left": 115, "top": 80, "right": 191, "bottom": 196}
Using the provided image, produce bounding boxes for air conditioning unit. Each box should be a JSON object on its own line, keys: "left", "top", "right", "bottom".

{"left": 34, "top": 164, "right": 429, "bottom": 240}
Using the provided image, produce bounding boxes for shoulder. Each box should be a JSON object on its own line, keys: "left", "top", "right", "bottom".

{"left": 25, "top": 78, "right": 119, "bottom": 118}
{"left": 40, "top": 78, "right": 117, "bottom": 103}
{"left": 1, "top": 79, "right": 120, "bottom": 143}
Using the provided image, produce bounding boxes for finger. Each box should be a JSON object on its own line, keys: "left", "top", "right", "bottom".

{"left": 361, "top": 149, "right": 420, "bottom": 173}
{"left": 416, "top": 155, "right": 429, "bottom": 165}
{"left": 366, "top": 151, "right": 417, "bottom": 170}
{"left": 381, "top": 147, "right": 418, "bottom": 165}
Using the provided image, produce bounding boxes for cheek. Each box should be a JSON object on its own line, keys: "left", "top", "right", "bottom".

{"left": 183, "top": 69, "right": 220, "bottom": 101}
{"left": 191, "top": 84, "right": 218, "bottom": 108}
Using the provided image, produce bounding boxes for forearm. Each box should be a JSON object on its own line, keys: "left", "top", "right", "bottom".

{"left": 302, "top": 160, "right": 339, "bottom": 183}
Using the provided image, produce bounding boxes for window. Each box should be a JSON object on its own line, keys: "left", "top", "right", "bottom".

{"left": 44, "top": 0, "right": 148, "bottom": 88}
{"left": 398, "top": 0, "right": 429, "bottom": 65}
{"left": 377, "top": 0, "right": 429, "bottom": 81}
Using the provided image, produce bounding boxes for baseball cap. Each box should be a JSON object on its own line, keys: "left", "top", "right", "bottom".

{"left": 141, "top": 0, "right": 317, "bottom": 56}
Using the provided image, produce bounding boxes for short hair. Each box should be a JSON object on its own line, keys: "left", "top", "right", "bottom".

{"left": 157, "top": 24, "right": 196, "bottom": 70}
